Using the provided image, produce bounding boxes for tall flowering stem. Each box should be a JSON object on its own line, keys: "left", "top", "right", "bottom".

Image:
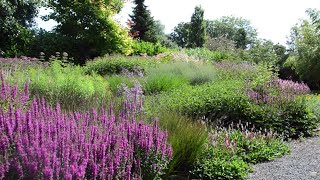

{"left": 0, "top": 70, "right": 172, "bottom": 179}
{"left": 246, "top": 78, "right": 311, "bottom": 105}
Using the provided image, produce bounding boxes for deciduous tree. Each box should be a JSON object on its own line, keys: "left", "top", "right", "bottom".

{"left": 46, "top": 0, "right": 132, "bottom": 63}
{"left": 0, "top": 0, "right": 41, "bottom": 56}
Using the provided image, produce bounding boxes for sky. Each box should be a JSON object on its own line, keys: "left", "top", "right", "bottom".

{"left": 36, "top": 0, "right": 320, "bottom": 45}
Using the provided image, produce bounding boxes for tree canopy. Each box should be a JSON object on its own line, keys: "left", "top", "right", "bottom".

{"left": 285, "top": 8, "right": 320, "bottom": 88}
{"left": 45, "top": 0, "right": 132, "bottom": 63}
{"left": 206, "top": 16, "right": 257, "bottom": 49}
{"left": 0, "top": 0, "right": 41, "bottom": 56}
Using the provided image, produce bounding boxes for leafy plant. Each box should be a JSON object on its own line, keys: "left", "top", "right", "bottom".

{"left": 192, "top": 125, "right": 289, "bottom": 179}
{"left": 0, "top": 75, "right": 172, "bottom": 179}
{"left": 9, "top": 60, "right": 110, "bottom": 111}
{"left": 131, "top": 40, "right": 167, "bottom": 56}
{"left": 85, "top": 55, "right": 159, "bottom": 76}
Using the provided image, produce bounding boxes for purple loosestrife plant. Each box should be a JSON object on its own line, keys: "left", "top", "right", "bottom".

{"left": 0, "top": 74, "right": 172, "bottom": 179}
{"left": 246, "top": 78, "right": 311, "bottom": 105}
{"left": 0, "top": 70, "right": 29, "bottom": 109}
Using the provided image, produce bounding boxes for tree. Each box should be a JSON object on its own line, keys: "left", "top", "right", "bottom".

{"left": 169, "top": 22, "right": 190, "bottom": 48}
{"left": 206, "top": 16, "right": 257, "bottom": 49}
{"left": 46, "top": 0, "right": 132, "bottom": 63}
{"left": 0, "top": 0, "right": 41, "bottom": 56}
{"left": 129, "top": 0, "right": 158, "bottom": 43}
{"left": 204, "top": 35, "right": 236, "bottom": 52}
{"left": 285, "top": 8, "right": 320, "bottom": 89}
{"left": 188, "top": 6, "right": 205, "bottom": 48}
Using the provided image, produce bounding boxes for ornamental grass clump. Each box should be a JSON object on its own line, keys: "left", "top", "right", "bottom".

{"left": 0, "top": 73, "right": 172, "bottom": 179}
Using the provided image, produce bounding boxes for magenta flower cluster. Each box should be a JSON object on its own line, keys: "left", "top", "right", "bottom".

{"left": 274, "top": 79, "right": 310, "bottom": 95}
{"left": 0, "top": 71, "right": 172, "bottom": 179}
{"left": 0, "top": 70, "right": 29, "bottom": 107}
{"left": 246, "top": 78, "right": 311, "bottom": 104}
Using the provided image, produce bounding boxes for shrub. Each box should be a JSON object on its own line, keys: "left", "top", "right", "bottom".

{"left": 183, "top": 48, "right": 232, "bottom": 62}
{"left": 306, "top": 94, "right": 320, "bottom": 122}
{"left": 213, "top": 61, "right": 276, "bottom": 83}
{"left": 157, "top": 80, "right": 247, "bottom": 126}
{"left": 192, "top": 125, "right": 289, "bottom": 179}
{"left": 0, "top": 74, "right": 172, "bottom": 179}
{"left": 9, "top": 60, "right": 110, "bottom": 111}
{"left": 131, "top": 40, "right": 167, "bottom": 56}
{"left": 85, "top": 55, "right": 159, "bottom": 76}
{"left": 157, "top": 78, "right": 318, "bottom": 138}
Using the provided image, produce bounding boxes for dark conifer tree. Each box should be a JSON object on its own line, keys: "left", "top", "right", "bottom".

{"left": 130, "top": 0, "right": 158, "bottom": 43}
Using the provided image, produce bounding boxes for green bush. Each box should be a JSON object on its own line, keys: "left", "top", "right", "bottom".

{"left": 184, "top": 48, "right": 232, "bottom": 62}
{"left": 213, "top": 61, "right": 276, "bottom": 83}
{"left": 157, "top": 79, "right": 318, "bottom": 138}
{"left": 131, "top": 40, "right": 167, "bottom": 56}
{"left": 192, "top": 127, "right": 289, "bottom": 179}
{"left": 12, "top": 60, "right": 110, "bottom": 111}
{"left": 246, "top": 97, "right": 318, "bottom": 138}
{"left": 306, "top": 94, "right": 320, "bottom": 123}
{"left": 157, "top": 80, "right": 247, "bottom": 126}
{"left": 157, "top": 112, "right": 207, "bottom": 178}
{"left": 84, "top": 55, "right": 159, "bottom": 76}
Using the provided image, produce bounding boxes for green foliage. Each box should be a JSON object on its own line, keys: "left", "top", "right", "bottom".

{"left": 144, "top": 62, "right": 216, "bottom": 94}
{"left": 0, "top": 0, "right": 41, "bottom": 56}
{"left": 286, "top": 9, "right": 320, "bottom": 89}
{"left": 144, "top": 73, "right": 187, "bottom": 95}
{"left": 192, "top": 128, "right": 289, "bottom": 179}
{"left": 45, "top": 0, "right": 132, "bottom": 63}
{"left": 169, "top": 22, "right": 190, "bottom": 48}
{"left": 131, "top": 40, "right": 167, "bottom": 56}
{"left": 12, "top": 60, "right": 110, "bottom": 111}
{"left": 204, "top": 35, "right": 236, "bottom": 52}
{"left": 238, "top": 40, "right": 282, "bottom": 65}
{"left": 184, "top": 48, "right": 232, "bottom": 62}
{"left": 206, "top": 16, "right": 258, "bottom": 49}
{"left": 245, "top": 97, "right": 318, "bottom": 138}
{"left": 107, "top": 75, "right": 136, "bottom": 94}
{"left": 84, "top": 55, "right": 159, "bottom": 76}
{"left": 188, "top": 6, "right": 206, "bottom": 48}
{"left": 156, "top": 67, "right": 318, "bottom": 138}
{"left": 305, "top": 94, "right": 320, "bottom": 123}
{"left": 213, "top": 62, "right": 276, "bottom": 82}
{"left": 157, "top": 112, "right": 208, "bottom": 178}
{"left": 130, "top": 0, "right": 159, "bottom": 43}
{"left": 193, "top": 152, "right": 251, "bottom": 180}
{"left": 158, "top": 80, "right": 247, "bottom": 126}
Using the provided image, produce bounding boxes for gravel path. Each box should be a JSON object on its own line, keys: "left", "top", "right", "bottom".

{"left": 247, "top": 136, "right": 320, "bottom": 180}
